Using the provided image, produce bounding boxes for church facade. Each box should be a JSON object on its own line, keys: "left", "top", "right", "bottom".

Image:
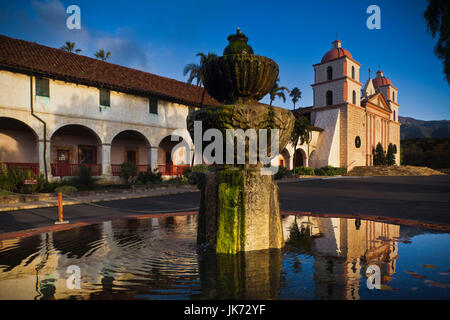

{"left": 0, "top": 35, "right": 400, "bottom": 182}
{"left": 297, "top": 40, "right": 401, "bottom": 169}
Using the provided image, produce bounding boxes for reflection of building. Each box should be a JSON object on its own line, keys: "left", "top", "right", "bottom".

{"left": 283, "top": 215, "right": 399, "bottom": 300}
{"left": 0, "top": 216, "right": 197, "bottom": 299}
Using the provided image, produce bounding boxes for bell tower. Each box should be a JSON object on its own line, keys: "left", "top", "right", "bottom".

{"left": 312, "top": 40, "right": 362, "bottom": 109}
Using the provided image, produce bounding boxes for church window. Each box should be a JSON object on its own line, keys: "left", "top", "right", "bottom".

{"left": 393, "top": 110, "right": 396, "bottom": 121}
{"left": 355, "top": 136, "right": 361, "bottom": 148}
{"left": 149, "top": 97, "right": 158, "bottom": 114}
{"left": 393, "top": 91, "right": 395, "bottom": 101}
{"left": 36, "top": 77, "right": 49, "bottom": 97}
{"left": 99, "top": 89, "right": 110, "bottom": 107}
{"left": 352, "top": 90, "right": 356, "bottom": 104}
{"left": 326, "top": 66, "right": 333, "bottom": 81}
{"left": 326, "top": 90, "right": 333, "bottom": 106}
{"left": 352, "top": 66, "right": 355, "bottom": 79}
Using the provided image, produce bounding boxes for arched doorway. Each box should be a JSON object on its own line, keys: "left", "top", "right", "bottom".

{"left": 50, "top": 124, "right": 101, "bottom": 177}
{"left": 279, "top": 148, "right": 291, "bottom": 169}
{"left": 111, "top": 130, "right": 151, "bottom": 176}
{"left": 0, "top": 117, "right": 39, "bottom": 174}
{"left": 294, "top": 148, "right": 306, "bottom": 168}
{"left": 158, "top": 135, "right": 190, "bottom": 176}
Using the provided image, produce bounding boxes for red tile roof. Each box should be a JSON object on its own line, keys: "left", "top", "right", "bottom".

{"left": 321, "top": 47, "right": 353, "bottom": 64}
{"left": 0, "top": 34, "right": 220, "bottom": 107}
{"left": 372, "top": 75, "right": 393, "bottom": 88}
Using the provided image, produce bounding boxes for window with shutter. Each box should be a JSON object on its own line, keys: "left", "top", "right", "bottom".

{"left": 149, "top": 97, "right": 158, "bottom": 114}
{"left": 36, "top": 78, "right": 49, "bottom": 97}
{"left": 100, "top": 89, "right": 110, "bottom": 107}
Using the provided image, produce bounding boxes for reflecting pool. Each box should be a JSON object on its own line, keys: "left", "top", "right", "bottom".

{"left": 0, "top": 215, "right": 449, "bottom": 300}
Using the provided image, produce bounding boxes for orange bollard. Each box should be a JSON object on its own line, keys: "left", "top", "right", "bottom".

{"left": 55, "top": 192, "right": 69, "bottom": 225}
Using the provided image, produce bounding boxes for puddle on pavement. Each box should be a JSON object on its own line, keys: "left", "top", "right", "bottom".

{"left": 0, "top": 214, "right": 448, "bottom": 300}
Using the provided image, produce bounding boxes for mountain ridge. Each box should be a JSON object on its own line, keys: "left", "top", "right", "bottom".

{"left": 399, "top": 116, "right": 450, "bottom": 140}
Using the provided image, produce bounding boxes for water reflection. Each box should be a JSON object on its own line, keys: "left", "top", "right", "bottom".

{"left": 0, "top": 215, "right": 448, "bottom": 300}
{"left": 282, "top": 215, "right": 399, "bottom": 299}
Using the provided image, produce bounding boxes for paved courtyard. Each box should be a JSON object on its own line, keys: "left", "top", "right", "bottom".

{"left": 0, "top": 175, "right": 449, "bottom": 233}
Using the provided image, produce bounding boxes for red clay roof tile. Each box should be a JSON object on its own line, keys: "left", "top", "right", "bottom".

{"left": 0, "top": 34, "right": 221, "bottom": 107}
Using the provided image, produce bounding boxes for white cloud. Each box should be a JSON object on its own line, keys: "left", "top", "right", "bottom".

{"left": 25, "top": 0, "right": 151, "bottom": 71}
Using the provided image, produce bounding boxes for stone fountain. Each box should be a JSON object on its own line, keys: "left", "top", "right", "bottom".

{"left": 187, "top": 29, "right": 295, "bottom": 254}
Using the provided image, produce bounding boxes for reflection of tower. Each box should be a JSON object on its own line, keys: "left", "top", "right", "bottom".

{"left": 284, "top": 217, "right": 400, "bottom": 300}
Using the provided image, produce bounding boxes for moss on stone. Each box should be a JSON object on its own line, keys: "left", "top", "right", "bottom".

{"left": 216, "top": 169, "right": 246, "bottom": 254}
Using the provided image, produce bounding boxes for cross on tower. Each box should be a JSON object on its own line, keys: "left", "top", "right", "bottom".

{"left": 368, "top": 68, "right": 371, "bottom": 79}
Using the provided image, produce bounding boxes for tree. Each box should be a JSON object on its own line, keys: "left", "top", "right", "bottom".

{"left": 94, "top": 49, "right": 111, "bottom": 61}
{"left": 290, "top": 87, "right": 302, "bottom": 110}
{"left": 183, "top": 52, "right": 218, "bottom": 107}
{"left": 269, "top": 77, "right": 290, "bottom": 106}
{"left": 424, "top": 0, "right": 450, "bottom": 83}
{"left": 60, "top": 41, "right": 81, "bottom": 53}
{"left": 290, "top": 116, "right": 311, "bottom": 168}
{"left": 387, "top": 143, "right": 396, "bottom": 165}
{"left": 373, "top": 142, "right": 387, "bottom": 165}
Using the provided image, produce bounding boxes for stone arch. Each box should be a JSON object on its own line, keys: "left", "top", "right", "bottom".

{"left": 0, "top": 117, "right": 39, "bottom": 166}
{"left": 50, "top": 124, "right": 102, "bottom": 176}
{"left": 326, "top": 90, "right": 333, "bottom": 106}
{"left": 309, "top": 150, "right": 318, "bottom": 168}
{"left": 279, "top": 148, "right": 292, "bottom": 169}
{"left": 111, "top": 130, "right": 151, "bottom": 174}
{"left": 49, "top": 121, "right": 104, "bottom": 143}
{"left": 293, "top": 148, "right": 307, "bottom": 168}
{"left": 157, "top": 133, "right": 191, "bottom": 176}
{"left": 327, "top": 66, "right": 333, "bottom": 81}
{"left": 155, "top": 128, "right": 193, "bottom": 150}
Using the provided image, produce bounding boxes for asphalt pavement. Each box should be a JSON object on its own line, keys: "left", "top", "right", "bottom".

{"left": 0, "top": 175, "right": 449, "bottom": 233}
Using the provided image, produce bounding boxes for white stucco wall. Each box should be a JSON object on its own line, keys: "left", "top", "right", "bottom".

{"left": 311, "top": 108, "right": 340, "bottom": 168}
{"left": 0, "top": 70, "right": 195, "bottom": 177}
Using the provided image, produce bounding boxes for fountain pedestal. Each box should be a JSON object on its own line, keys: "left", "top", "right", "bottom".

{"left": 187, "top": 29, "right": 295, "bottom": 254}
{"left": 197, "top": 167, "right": 283, "bottom": 254}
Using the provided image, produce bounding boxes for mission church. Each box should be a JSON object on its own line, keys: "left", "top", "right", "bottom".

{"left": 292, "top": 39, "right": 400, "bottom": 169}
{"left": 0, "top": 35, "right": 399, "bottom": 181}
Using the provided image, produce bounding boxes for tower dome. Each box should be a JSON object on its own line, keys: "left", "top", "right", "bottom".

{"left": 321, "top": 40, "right": 353, "bottom": 63}
{"left": 372, "top": 70, "right": 393, "bottom": 88}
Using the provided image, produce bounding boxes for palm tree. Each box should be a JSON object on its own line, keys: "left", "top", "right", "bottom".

{"left": 183, "top": 52, "right": 218, "bottom": 86}
{"left": 269, "top": 78, "right": 290, "bottom": 106}
{"left": 183, "top": 52, "right": 218, "bottom": 107}
{"left": 94, "top": 49, "right": 111, "bottom": 61}
{"left": 60, "top": 41, "right": 82, "bottom": 53}
{"left": 290, "top": 115, "right": 311, "bottom": 169}
{"left": 290, "top": 87, "right": 302, "bottom": 110}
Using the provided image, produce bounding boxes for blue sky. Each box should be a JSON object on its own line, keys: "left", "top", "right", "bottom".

{"left": 0, "top": 0, "right": 448, "bottom": 120}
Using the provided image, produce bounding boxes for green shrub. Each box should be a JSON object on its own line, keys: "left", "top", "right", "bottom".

{"left": 120, "top": 162, "right": 137, "bottom": 185}
{"left": 54, "top": 185, "right": 78, "bottom": 194}
{"left": 136, "top": 169, "right": 162, "bottom": 185}
{"left": 182, "top": 164, "right": 211, "bottom": 178}
{"left": 373, "top": 143, "right": 387, "bottom": 166}
{"left": 0, "top": 164, "right": 46, "bottom": 194}
{"left": 275, "top": 166, "right": 293, "bottom": 180}
{"left": 294, "top": 167, "right": 315, "bottom": 175}
{"left": 71, "top": 165, "right": 97, "bottom": 190}
{"left": 387, "top": 143, "right": 396, "bottom": 166}
{"left": 164, "top": 177, "right": 184, "bottom": 184}
{"left": 314, "top": 166, "right": 347, "bottom": 176}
